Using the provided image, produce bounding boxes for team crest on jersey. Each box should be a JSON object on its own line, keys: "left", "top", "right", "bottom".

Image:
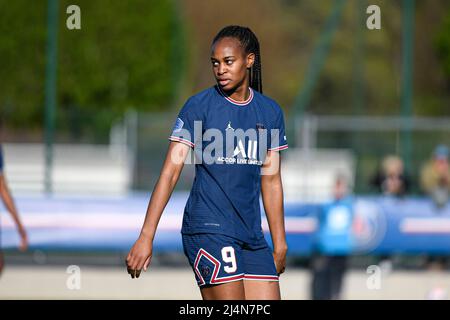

{"left": 201, "top": 265, "right": 211, "bottom": 278}
{"left": 172, "top": 117, "right": 184, "bottom": 133}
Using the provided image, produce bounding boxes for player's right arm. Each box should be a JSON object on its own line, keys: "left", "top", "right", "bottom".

{"left": 126, "top": 141, "right": 190, "bottom": 278}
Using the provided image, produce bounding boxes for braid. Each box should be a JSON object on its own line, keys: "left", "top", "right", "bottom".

{"left": 212, "top": 25, "right": 263, "bottom": 93}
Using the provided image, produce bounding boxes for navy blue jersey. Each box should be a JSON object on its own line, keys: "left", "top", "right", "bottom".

{"left": 169, "top": 85, "right": 288, "bottom": 245}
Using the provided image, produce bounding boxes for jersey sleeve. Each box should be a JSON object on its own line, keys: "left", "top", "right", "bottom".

{"left": 168, "top": 97, "right": 201, "bottom": 148}
{"left": 268, "top": 107, "right": 288, "bottom": 152}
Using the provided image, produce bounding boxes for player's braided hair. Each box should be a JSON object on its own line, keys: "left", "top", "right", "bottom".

{"left": 212, "top": 25, "right": 263, "bottom": 94}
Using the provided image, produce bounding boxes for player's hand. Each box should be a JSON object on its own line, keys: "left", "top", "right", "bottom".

{"left": 18, "top": 227, "right": 28, "bottom": 252}
{"left": 126, "top": 234, "right": 153, "bottom": 279}
{"left": 273, "top": 247, "right": 287, "bottom": 276}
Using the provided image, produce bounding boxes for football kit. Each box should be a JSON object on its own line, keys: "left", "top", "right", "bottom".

{"left": 169, "top": 85, "right": 288, "bottom": 286}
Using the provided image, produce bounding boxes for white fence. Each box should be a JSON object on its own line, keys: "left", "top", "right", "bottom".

{"left": 282, "top": 148, "right": 355, "bottom": 203}
{"left": 2, "top": 143, "right": 131, "bottom": 195}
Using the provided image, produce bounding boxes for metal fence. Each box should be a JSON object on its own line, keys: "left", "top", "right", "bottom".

{"left": 3, "top": 112, "right": 449, "bottom": 197}
{"left": 130, "top": 113, "right": 450, "bottom": 195}
{"left": 291, "top": 115, "right": 450, "bottom": 194}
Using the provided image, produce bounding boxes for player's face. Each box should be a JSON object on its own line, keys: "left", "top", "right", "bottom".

{"left": 211, "top": 37, "right": 254, "bottom": 92}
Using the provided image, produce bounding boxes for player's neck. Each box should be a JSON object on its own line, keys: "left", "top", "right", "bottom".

{"left": 222, "top": 84, "right": 250, "bottom": 102}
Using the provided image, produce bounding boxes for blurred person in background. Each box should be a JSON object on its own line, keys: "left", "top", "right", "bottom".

{"left": 420, "top": 145, "right": 450, "bottom": 299}
{"left": 370, "top": 155, "right": 411, "bottom": 198}
{"left": 369, "top": 155, "right": 411, "bottom": 271}
{"left": 0, "top": 144, "right": 28, "bottom": 276}
{"left": 420, "top": 144, "right": 450, "bottom": 209}
{"left": 310, "top": 173, "right": 354, "bottom": 300}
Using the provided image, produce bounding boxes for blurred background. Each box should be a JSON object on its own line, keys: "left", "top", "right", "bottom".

{"left": 0, "top": 0, "right": 450, "bottom": 299}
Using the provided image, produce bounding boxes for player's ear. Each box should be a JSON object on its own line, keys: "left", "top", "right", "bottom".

{"left": 246, "top": 53, "right": 255, "bottom": 69}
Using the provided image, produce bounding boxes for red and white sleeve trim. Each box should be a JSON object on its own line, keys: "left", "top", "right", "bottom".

{"left": 168, "top": 136, "right": 195, "bottom": 148}
{"left": 268, "top": 144, "right": 288, "bottom": 152}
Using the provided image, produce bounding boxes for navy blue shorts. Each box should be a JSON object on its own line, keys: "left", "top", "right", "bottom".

{"left": 182, "top": 233, "right": 278, "bottom": 287}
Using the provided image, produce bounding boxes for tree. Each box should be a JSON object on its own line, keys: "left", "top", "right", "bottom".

{"left": 0, "top": 0, "right": 184, "bottom": 140}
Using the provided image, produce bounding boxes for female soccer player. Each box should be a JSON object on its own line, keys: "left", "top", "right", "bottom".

{"left": 0, "top": 145, "right": 28, "bottom": 275}
{"left": 126, "top": 25, "right": 289, "bottom": 300}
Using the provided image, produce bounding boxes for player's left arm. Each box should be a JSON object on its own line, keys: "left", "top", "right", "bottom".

{"left": 0, "top": 174, "right": 28, "bottom": 251}
{"left": 261, "top": 151, "right": 287, "bottom": 275}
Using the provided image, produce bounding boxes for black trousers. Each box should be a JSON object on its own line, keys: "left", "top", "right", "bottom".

{"left": 310, "top": 255, "right": 348, "bottom": 300}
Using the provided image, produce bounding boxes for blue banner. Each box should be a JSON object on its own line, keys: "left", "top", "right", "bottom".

{"left": 1, "top": 194, "right": 450, "bottom": 255}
